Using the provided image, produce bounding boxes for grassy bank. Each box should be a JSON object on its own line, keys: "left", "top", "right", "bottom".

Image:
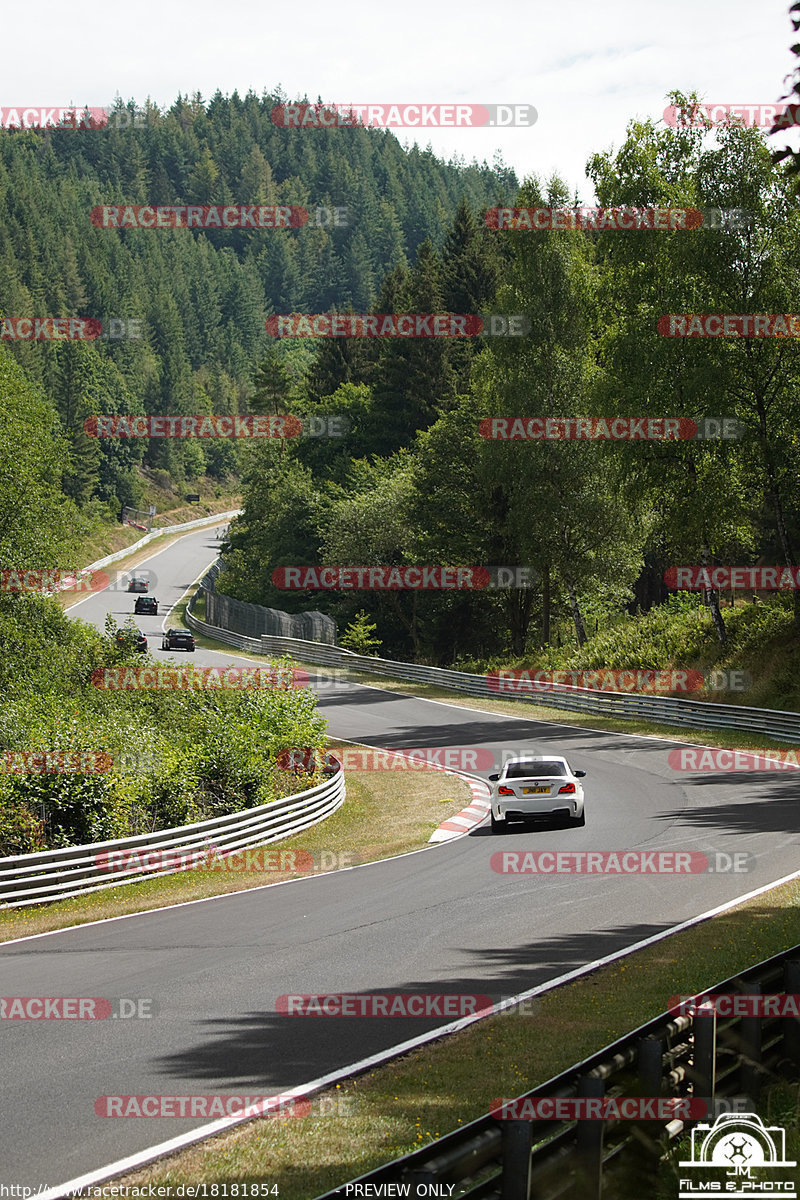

{"left": 450, "top": 593, "right": 800, "bottom": 712}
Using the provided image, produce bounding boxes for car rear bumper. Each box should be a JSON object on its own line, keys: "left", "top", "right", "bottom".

{"left": 494, "top": 795, "right": 583, "bottom": 819}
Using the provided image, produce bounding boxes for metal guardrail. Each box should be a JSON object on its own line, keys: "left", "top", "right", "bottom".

{"left": 184, "top": 609, "right": 265, "bottom": 654}
{"left": 317, "top": 948, "right": 800, "bottom": 1199}
{"left": 185, "top": 600, "right": 800, "bottom": 743}
{"left": 0, "top": 764, "right": 345, "bottom": 909}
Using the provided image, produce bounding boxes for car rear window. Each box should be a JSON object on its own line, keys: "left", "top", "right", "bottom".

{"left": 505, "top": 760, "right": 567, "bottom": 778}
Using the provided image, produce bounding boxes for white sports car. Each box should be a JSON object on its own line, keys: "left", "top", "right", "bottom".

{"left": 489, "top": 755, "right": 586, "bottom": 832}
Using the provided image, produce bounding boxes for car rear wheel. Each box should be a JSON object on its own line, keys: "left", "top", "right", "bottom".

{"left": 490, "top": 810, "right": 506, "bottom": 833}
{"left": 572, "top": 810, "right": 586, "bottom": 827}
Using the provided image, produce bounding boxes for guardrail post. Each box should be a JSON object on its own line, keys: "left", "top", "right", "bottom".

{"left": 691, "top": 1001, "right": 717, "bottom": 1118}
{"left": 404, "top": 1167, "right": 436, "bottom": 1190}
{"left": 739, "top": 982, "right": 763, "bottom": 1100}
{"left": 605, "top": 1035, "right": 667, "bottom": 1189}
{"left": 501, "top": 1119, "right": 533, "bottom": 1200}
{"left": 782, "top": 960, "right": 800, "bottom": 1075}
{"left": 637, "top": 1035, "right": 663, "bottom": 1097}
{"left": 574, "top": 1075, "right": 604, "bottom": 1199}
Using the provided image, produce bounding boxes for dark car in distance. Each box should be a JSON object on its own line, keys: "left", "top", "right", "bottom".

{"left": 134, "top": 595, "right": 158, "bottom": 615}
{"left": 127, "top": 576, "right": 149, "bottom": 593}
{"left": 161, "top": 628, "right": 195, "bottom": 652}
{"left": 116, "top": 628, "right": 148, "bottom": 653}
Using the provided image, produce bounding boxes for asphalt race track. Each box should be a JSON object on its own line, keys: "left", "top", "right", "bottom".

{"left": 2, "top": 524, "right": 799, "bottom": 1190}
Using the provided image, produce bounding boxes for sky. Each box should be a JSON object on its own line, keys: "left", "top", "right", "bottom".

{"left": 2, "top": 0, "right": 799, "bottom": 196}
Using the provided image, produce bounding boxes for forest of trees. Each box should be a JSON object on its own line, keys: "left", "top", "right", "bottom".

{"left": 2, "top": 89, "right": 800, "bottom": 667}
{"left": 0, "top": 89, "right": 516, "bottom": 517}
{"left": 219, "top": 93, "right": 800, "bottom": 663}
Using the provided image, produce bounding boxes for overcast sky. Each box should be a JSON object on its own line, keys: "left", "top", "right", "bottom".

{"left": 3, "top": 0, "right": 799, "bottom": 196}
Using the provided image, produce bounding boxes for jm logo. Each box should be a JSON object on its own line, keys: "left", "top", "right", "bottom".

{"left": 679, "top": 1112, "right": 796, "bottom": 1198}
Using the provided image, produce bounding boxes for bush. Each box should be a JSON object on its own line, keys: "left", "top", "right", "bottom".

{"left": 0, "top": 790, "right": 46, "bottom": 856}
{"left": 0, "top": 596, "right": 331, "bottom": 852}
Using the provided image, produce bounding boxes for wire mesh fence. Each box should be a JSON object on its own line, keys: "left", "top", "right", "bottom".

{"left": 120, "top": 504, "right": 154, "bottom": 532}
{"left": 196, "top": 561, "right": 338, "bottom": 644}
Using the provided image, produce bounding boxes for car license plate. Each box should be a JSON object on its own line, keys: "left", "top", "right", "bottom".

{"left": 523, "top": 785, "right": 549, "bottom": 794}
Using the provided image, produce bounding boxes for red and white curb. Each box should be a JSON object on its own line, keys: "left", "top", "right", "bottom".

{"left": 337, "top": 742, "right": 491, "bottom": 843}
{"left": 429, "top": 775, "right": 491, "bottom": 842}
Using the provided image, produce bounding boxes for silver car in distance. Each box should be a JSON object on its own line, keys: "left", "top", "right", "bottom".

{"left": 489, "top": 755, "right": 586, "bottom": 832}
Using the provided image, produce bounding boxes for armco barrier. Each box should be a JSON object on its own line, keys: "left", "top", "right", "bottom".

{"left": 0, "top": 764, "right": 345, "bottom": 909}
{"left": 185, "top": 595, "right": 800, "bottom": 743}
{"left": 317, "top": 947, "right": 800, "bottom": 1200}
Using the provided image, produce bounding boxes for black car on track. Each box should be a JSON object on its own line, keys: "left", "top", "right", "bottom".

{"left": 134, "top": 596, "right": 158, "bottom": 615}
{"left": 116, "top": 628, "right": 148, "bottom": 653}
{"left": 161, "top": 628, "right": 195, "bottom": 652}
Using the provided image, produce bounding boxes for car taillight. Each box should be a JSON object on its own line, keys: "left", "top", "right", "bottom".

{"left": 558, "top": 783, "right": 576, "bottom": 794}
{"left": 498, "top": 785, "right": 515, "bottom": 796}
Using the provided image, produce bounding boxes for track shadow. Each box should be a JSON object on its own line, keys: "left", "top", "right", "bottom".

{"left": 657, "top": 772, "right": 800, "bottom": 835}
{"left": 150, "top": 921, "right": 673, "bottom": 1088}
